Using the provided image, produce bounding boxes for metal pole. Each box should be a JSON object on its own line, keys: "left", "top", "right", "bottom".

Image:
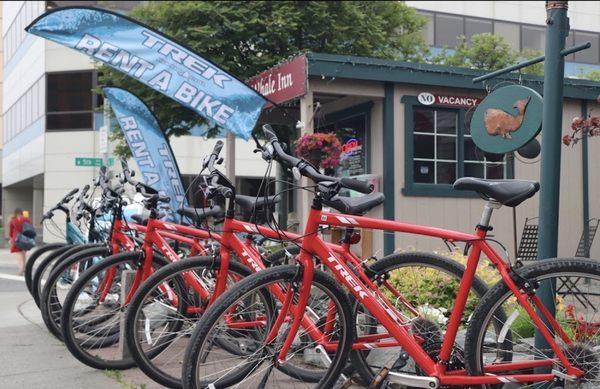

{"left": 226, "top": 132, "right": 236, "bottom": 182}
{"left": 581, "top": 100, "right": 590, "bottom": 257}
{"left": 535, "top": 0, "right": 569, "bottom": 355}
{"left": 102, "top": 98, "right": 111, "bottom": 166}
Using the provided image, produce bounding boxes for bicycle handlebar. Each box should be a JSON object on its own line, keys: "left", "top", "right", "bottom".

{"left": 261, "top": 124, "right": 373, "bottom": 194}
{"left": 203, "top": 140, "right": 224, "bottom": 172}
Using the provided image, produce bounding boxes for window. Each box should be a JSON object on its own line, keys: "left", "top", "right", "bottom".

{"left": 435, "top": 14, "right": 464, "bottom": 48}
{"left": 494, "top": 21, "right": 520, "bottom": 51}
{"left": 315, "top": 102, "right": 371, "bottom": 177}
{"left": 522, "top": 25, "right": 545, "bottom": 51}
{"left": 574, "top": 32, "right": 599, "bottom": 64}
{"left": 403, "top": 96, "right": 510, "bottom": 197}
{"left": 464, "top": 125, "right": 506, "bottom": 179}
{"left": 418, "top": 11, "right": 434, "bottom": 46}
{"left": 46, "top": 71, "right": 95, "bottom": 130}
{"left": 4, "top": 2, "right": 42, "bottom": 65}
{"left": 465, "top": 18, "right": 492, "bottom": 41}
{"left": 413, "top": 108, "right": 457, "bottom": 184}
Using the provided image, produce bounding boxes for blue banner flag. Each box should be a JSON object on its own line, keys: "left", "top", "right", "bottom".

{"left": 103, "top": 87, "right": 187, "bottom": 219}
{"left": 27, "top": 6, "right": 267, "bottom": 139}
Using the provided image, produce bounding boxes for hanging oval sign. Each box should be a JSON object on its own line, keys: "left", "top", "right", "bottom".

{"left": 471, "top": 85, "right": 543, "bottom": 154}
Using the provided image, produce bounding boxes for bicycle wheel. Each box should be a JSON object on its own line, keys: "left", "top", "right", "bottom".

{"left": 125, "top": 256, "right": 252, "bottom": 388}
{"left": 40, "top": 246, "right": 111, "bottom": 339}
{"left": 60, "top": 251, "right": 168, "bottom": 370}
{"left": 465, "top": 258, "right": 600, "bottom": 389}
{"left": 32, "top": 243, "right": 103, "bottom": 307}
{"left": 25, "top": 243, "right": 67, "bottom": 294}
{"left": 263, "top": 245, "right": 301, "bottom": 266}
{"left": 30, "top": 244, "right": 74, "bottom": 304}
{"left": 182, "top": 265, "right": 354, "bottom": 389}
{"left": 349, "top": 251, "right": 504, "bottom": 386}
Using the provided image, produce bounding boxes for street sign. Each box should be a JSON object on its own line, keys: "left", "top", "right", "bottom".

{"left": 75, "top": 157, "right": 114, "bottom": 167}
{"left": 471, "top": 85, "right": 543, "bottom": 154}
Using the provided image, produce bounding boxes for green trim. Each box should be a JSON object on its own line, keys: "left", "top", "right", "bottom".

{"left": 306, "top": 52, "right": 600, "bottom": 100}
{"left": 402, "top": 95, "right": 512, "bottom": 198}
{"left": 401, "top": 185, "right": 479, "bottom": 198}
{"left": 321, "top": 101, "right": 373, "bottom": 174}
{"left": 383, "top": 83, "right": 395, "bottom": 255}
{"left": 582, "top": 100, "right": 590, "bottom": 257}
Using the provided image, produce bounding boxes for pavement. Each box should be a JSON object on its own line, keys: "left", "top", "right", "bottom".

{"left": 0, "top": 248, "right": 150, "bottom": 389}
{"left": 0, "top": 248, "right": 371, "bottom": 389}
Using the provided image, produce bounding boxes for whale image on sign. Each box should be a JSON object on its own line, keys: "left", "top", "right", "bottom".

{"left": 471, "top": 85, "right": 542, "bottom": 154}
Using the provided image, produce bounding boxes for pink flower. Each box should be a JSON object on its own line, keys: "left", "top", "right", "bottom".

{"left": 562, "top": 134, "right": 572, "bottom": 146}
{"left": 572, "top": 117, "right": 584, "bottom": 131}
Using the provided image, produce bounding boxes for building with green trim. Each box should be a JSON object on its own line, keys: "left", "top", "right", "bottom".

{"left": 256, "top": 53, "right": 600, "bottom": 259}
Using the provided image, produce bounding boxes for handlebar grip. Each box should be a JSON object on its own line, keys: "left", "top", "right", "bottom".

{"left": 262, "top": 124, "right": 278, "bottom": 142}
{"left": 339, "top": 177, "right": 373, "bottom": 194}
{"left": 63, "top": 188, "right": 79, "bottom": 200}
{"left": 213, "top": 140, "right": 224, "bottom": 155}
{"left": 42, "top": 211, "right": 54, "bottom": 222}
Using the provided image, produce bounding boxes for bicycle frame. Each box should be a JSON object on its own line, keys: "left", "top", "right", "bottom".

{"left": 271, "top": 201, "right": 584, "bottom": 386}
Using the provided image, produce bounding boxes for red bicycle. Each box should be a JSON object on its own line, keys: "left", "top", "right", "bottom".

{"left": 181, "top": 125, "right": 600, "bottom": 389}
{"left": 126, "top": 141, "right": 489, "bottom": 388}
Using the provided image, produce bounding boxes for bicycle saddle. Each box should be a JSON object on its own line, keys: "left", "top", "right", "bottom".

{"left": 453, "top": 177, "right": 539, "bottom": 207}
{"left": 324, "top": 192, "right": 385, "bottom": 215}
{"left": 176, "top": 206, "right": 223, "bottom": 223}
{"left": 130, "top": 211, "right": 167, "bottom": 225}
{"left": 235, "top": 195, "right": 280, "bottom": 212}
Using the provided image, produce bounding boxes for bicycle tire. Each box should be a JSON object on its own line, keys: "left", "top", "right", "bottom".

{"left": 31, "top": 244, "right": 83, "bottom": 306}
{"left": 182, "top": 265, "right": 354, "bottom": 389}
{"left": 40, "top": 246, "right": 111, "bottom": 339}
{"left": 348, "top": 251, "right": 501, "bottom": 385}
{"left": 60, "top": 251, "right": 169, "bottom": 370}
{"left": 25, "top": 243, "right": 67, "bottom": 294}
{"left": 263, "top": 245, "right": 301, "bottom": 266}
{"left": 125, "top": 256, "right": 253, "bottom": 388}
{"left": 464, "top": 258, "right": 600, "bottom": 389}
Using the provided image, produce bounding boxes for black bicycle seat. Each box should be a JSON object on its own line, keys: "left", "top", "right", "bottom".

{"left": 453, "top": 177, "right": 539, "bottom": 207}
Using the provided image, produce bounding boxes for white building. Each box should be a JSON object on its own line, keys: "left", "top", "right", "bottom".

{"left": 406, "top": 1, "right": 600, "bottom": 76}
{"left": 2, "top": 1, "right": 271, "bottom": 241}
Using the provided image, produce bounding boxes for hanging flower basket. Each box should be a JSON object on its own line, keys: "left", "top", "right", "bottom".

{"left": 294, "top": 133, "right": 342, "bottom": 169}
{"left": 563, "top": 95, "right": 600, "bottom": 146}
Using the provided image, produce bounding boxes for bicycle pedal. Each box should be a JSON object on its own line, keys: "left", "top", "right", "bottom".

{"left": 368, "top": 367, "right": 389, "bottom": 389}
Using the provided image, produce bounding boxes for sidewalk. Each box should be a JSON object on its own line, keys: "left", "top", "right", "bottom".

{"left": 0, "top": 249, "right": 121, "bottom": 389}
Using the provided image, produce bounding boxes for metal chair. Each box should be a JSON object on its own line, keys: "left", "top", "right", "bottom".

{"left": 517, "top": 217, "right": 599, "bottom": 309}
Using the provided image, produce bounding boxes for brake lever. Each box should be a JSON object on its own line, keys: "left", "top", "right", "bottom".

{"left": 251, "top": 133, "right": 263, "bottom": 150}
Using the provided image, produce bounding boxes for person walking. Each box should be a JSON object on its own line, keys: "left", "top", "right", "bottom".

{"left": 9, "top": 208, "right": 33, "bottom": 276}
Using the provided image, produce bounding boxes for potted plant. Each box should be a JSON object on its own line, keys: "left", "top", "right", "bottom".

{"left": 294, "top": 133, "right": 342, "bottom": 172}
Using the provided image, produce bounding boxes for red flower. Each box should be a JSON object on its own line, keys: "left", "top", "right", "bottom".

{"left": 562, "top": 134, "right": 572, "bottom": 146}
{"left": 294, "top": 133, "right": 342, "bottom": 169}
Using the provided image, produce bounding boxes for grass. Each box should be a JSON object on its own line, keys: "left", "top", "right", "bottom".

{"left": 104, "top": 370, "right": 147, "bottom": 389}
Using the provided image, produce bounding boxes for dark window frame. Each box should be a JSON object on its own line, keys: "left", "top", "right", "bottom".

{"left": 402, "top": 95, "right": 514, "bottom": 198}
{"left": 317, "top": 101, "right": 373, "bottom": 176}
{"left": 417, "top": 9, "right": 600, "bottom": 64}
{"left": 45, "top": 70, "right": 99, "bottom": 131}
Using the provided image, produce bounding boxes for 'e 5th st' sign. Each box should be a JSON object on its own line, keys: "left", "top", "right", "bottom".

{"left": 248, "top": 55, "right": 307, "bottom": 107}
{"left": 418, "top": 92, "right": 481, "bottom": 108}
